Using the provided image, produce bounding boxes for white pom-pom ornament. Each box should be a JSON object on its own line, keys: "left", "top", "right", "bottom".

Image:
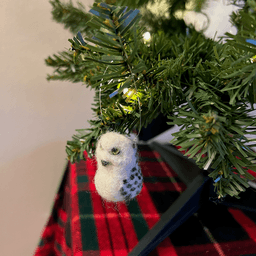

{"left": 94, "top": 131, "right": 143, "bottom": 202}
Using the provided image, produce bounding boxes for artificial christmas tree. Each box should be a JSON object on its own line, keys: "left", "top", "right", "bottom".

{"left": 45, "top": 0, "right": 256, "bottom": 200}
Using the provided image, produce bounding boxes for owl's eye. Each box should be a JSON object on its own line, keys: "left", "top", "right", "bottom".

{"left": 111, "top": 147, "right": 120, "bottom": 155}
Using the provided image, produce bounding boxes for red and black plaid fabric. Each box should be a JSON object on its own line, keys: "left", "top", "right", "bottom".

{"left": 33, "top": 144, "right": 256, "bottom": 256}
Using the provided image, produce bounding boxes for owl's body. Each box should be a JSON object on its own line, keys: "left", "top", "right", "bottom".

{"left": 94, "top": 131, "right": 143, "bottom": 202}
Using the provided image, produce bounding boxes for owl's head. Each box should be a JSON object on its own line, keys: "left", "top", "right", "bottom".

{"left": 95, "top": 131, "right": 137, "bottom": 169}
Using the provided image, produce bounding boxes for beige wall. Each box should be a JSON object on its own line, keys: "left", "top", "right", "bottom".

{"left": 0, "top": 0, "right": 94, "bottom": 255}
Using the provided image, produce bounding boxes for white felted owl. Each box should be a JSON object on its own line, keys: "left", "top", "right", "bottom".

{"left": 94, "top": 131, "right": 143, "bottom": 202}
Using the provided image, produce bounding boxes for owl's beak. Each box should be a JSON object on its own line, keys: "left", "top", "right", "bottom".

{"left": 101, "top": 160, "right": 110, "bottom": 166}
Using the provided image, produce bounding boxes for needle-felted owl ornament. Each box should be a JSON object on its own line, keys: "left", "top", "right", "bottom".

{"left": 94, "top": 131, "right": 143, "bottom": 203}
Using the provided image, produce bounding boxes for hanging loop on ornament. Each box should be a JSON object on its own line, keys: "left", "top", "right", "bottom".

{"left": 99, "top": 66, "right": 109, "bottom": 120}
{"left": 136, "top": 91, "right": 142, "bottom": 135}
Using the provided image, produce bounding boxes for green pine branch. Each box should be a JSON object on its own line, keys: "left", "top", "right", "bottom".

{"left": 62, "top": 2, "right": 167, "bottom": 161}
{"left": 45, "top": 0, "right": 256, "bottom": 200}
{"left": 49, "top": 0, "right": 92, "bottom": 35}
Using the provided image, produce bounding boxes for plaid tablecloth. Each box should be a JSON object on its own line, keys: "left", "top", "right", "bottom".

{"left": 33, "top": 144, "right": 256, "bottom": 256}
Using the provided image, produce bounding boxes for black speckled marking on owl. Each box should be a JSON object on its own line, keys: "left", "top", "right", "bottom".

{"left": 131, "top": 167, "right": 137, "bottom": 172}
{"left": 120, "top": 163, "right": 143, "bottom": 202}
{"left": 126, "top": 183, "right": 132, "bottom": 188}
{"left": 125, "top": 194, "right": 132, "bottom": 201}
{"left": 130, "top": 174, "right": 135, "bottom": 180}
{"left": 120, "top": 189, "right": 127, "bottom": 196}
